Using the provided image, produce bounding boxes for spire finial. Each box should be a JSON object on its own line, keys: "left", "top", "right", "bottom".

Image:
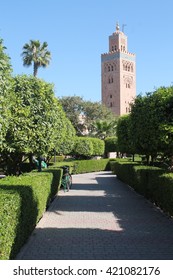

{"left": 116, "top": 22, "right": 120, "bottom": 31}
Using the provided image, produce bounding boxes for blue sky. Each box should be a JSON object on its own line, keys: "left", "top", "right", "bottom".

{"left": 0, "top": 0, "right": 173, "bottom": 101}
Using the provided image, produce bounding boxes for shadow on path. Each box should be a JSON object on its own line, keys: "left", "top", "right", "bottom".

{"left": 16, "top": 172, "right": 173, "bottom": 260}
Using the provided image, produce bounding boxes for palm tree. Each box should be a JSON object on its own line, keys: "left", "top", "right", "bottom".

{"left": 90, "top": 119, "right": 117, "bottom": 139}
{"left": 21, "top": 40, "right": 51, "bottom": 77}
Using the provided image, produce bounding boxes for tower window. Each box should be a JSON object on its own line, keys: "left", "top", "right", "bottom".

{"left": 108, "top": 76, "right": 113, "bottom": 84}
{"left": 110, "top": 94, "right": 112, "bottom": 98}
{"left": 126, "top": 83, "right": 130, "bottom": 88}
{"left": 108, "top": 66, "right": 110, "bottom": 72}
{"left": 111, "top": 65, "right": 114, "bottom": 71}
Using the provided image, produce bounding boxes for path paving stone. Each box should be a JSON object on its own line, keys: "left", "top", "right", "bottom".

{"left": 16, "top": 171, "right": 173, "bottom": 260}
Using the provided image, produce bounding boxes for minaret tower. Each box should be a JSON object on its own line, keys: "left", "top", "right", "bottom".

{"left": 101, "top": 23, "right": 136, "bottom": 115}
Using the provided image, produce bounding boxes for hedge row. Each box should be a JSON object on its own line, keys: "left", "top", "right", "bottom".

{"left": 72, "top": 159, "right": 112, "bottom": 174}
{"left": 0, "top": 168, "right": 62, "bottom": 260}
{"left": 53, "top": 158, "right": 113, "bottom": 174}
{"left": 111, "top": 160, "right": 173, "bottom": 216}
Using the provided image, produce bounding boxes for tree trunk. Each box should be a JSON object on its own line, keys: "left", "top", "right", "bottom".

{"left": 132, "top": 154, "right": 135, "bottom": 162}
{"left": 33, "top": 63, "right": 38, "bottom": 77}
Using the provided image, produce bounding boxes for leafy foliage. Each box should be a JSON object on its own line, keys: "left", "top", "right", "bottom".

{"left": 116, "top": 114, "right": 134, "bottom": 154}
{"left": 90, "top": 119, "right": 117, "bottom": 139}
{"left": 73, "top": 137, "right": 105, "bottom": 158}
{"left": 55, "top": 112, "right": 76, "bottom": 155}
{"left": 115, "top": 87, "right": 173, "bottom": 164}
{"left": 58, "top": 95, "right": 118, "bottom": 136}
{"left": 89, "top": 137, "right": 105, "bottom": 156}
{"left": 104, "top": 136, "right": 118, "bottom": 154}
{"left": 0, "top": 39, "right": 13, "bottom": 152}
{"left": 73, "top": 137, "right": 94, "bottom": 158}
{"left": 0, "top": 75, "right": 75, "bottom": 174}
{"left": 111, "top": 159, "right": 173, "bottom": 217}
{"left": 71, "top": 158, "right": 111, "bottom": 174}
{"left": 0, "top": 167, "right": 62, "bottom": 259}
{"left": 21, "top": 40, "right": 51, "bottom": 76}
{"left": 58, "top": 96, "right": 84, "bottom": 134}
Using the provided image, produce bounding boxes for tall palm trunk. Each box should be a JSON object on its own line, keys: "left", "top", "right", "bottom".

{"left": 33, "top": 63, "right": 38, "bottom": 77}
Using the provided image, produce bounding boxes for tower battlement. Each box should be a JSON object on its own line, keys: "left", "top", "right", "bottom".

{"left": 101, "top": 50, "right": 135, "bottom": 56}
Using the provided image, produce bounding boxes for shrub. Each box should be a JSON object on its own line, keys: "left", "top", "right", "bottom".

{"left": 104, "top": 136, "right": 118, "bottom": 154}
{"left": 72, "top": 159, "right": 111, "bottom": 174}
{"left": 148, "top": 172, "right": 173, "bottom": 215}
{"left": 0, "top": 167, "right": 62, "bottom": 260}
{"left": 89, "top": 138, "right": 105, "bottom": 156}
{"left": 73, "top": 137, "right": 105, "bottom": 158}
{"left": 110, "top": 159, "right": 138, "bottom": 187}
{"left": 73, "top": 137, "right": 93, "bottom": 158}
{"left": 111, "top": 160, "right": 173, "bottom": 216}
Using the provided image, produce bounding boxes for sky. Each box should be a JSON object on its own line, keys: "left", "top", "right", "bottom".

{"left": 0, "top": 0, "right": 173, "bottom": 102}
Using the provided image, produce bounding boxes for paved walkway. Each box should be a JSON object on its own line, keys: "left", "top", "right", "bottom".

{"left": 16, "top": 171, "right": 173, "bottom": 260}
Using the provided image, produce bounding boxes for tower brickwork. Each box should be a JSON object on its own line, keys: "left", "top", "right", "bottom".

{"left": 101, "top": 23, "right": 136, "bottom": 115}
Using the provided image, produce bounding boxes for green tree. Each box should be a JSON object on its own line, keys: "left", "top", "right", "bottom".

{"left": 130, "top": 93, "right": 163, "bottom": 163}
{"left": 152, "top": 87, "right": 173, "bottom": 161}
{"left": 0, "top": 39, "right": 13, "bottom": 153}
{"left": 116, "top": 114, "right": 133, "bottom": 155}
{"left": 55, "top": 111, "right": 76, "bottom": 156}
{"left": 73, "top": 137, "right": 93, "bottom": 158}
{"left": 59, "top": 95, "right": 118, "bottom": 136}
{"left": 58, "top": 96, "right": 84, "bottom": 134}
{"left": 2, "top": 75, "right": 74, "bottom": 174}
{"left": 82, "top": 100, "right": 117, "bottom": 131}
{"left": 89, "top": 119, "right": 117, "bottom": 139}
{"left": 21, "top": 40, "right": 51, "bottom": 77}
{"left": 104, "top": 136, "right": 118, "bottom": 154}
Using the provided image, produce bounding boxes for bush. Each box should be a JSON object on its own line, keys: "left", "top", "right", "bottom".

{"left": 132, "top": 165, "right": 164, "bottom": 198}
{"left": 0, "top": 167, "right": 62, "bottom": 260}
{"left": 104, "top": 137, "right": 117, "bottom": 154}
{"left": 148, "top": 172, "right": 173, "bottom": 215}
{"left": 110, "top": 159, "right": 138, "bottom": 187}
{"left": 89, "top": 138, "right": 105, "bottom": 156}
{"left": 73, "top": 137, "right": 105, "bottom": 158}
{"left": 73, "top": 137, "right": 93, "bottom": 158}
{"left": 111, "top": 160, "right": 173, "bottom": 216}
{"left": 72, "top": 159, "right": 111, "bottom": 174}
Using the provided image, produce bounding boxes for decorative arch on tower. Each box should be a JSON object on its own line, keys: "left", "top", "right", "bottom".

{"left": 123, "top": 75, "right": 133, "bottom": 89}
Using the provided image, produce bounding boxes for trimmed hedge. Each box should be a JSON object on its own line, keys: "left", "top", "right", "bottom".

{"left": 155, "top": 173, "right": 173, "bottom": 215}
{"left": 72, "top": 159, "right": 111, "bottom": 174}
{"left": 111, "top": 160, "right": 173, "bottom": 216}
{"left": 0, "top": 167, "right": 62, "bottom": 260}
{"left": 53, "top": 159, "right": 115, "bottom": 174}
{"left": 110, "top": 160, "right": 138, "bottom": 187}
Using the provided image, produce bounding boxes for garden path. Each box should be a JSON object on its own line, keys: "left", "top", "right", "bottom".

{"left": 16, "top": 171, "right": 173, "bottom": 260}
